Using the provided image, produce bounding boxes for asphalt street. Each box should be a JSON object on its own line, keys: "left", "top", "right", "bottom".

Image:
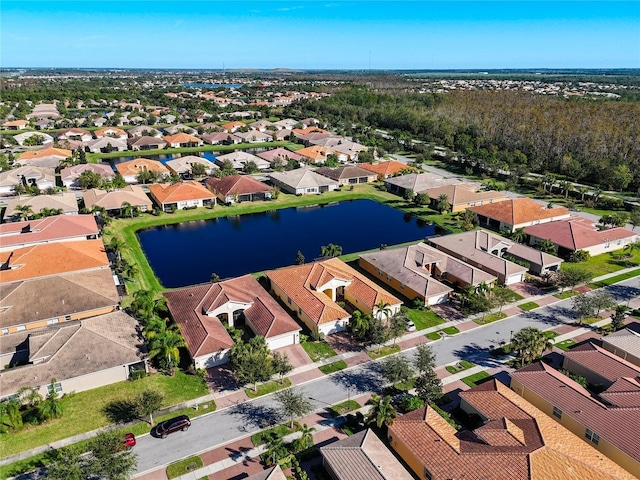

{"left": 133, "top": 277, "right": 640, "bottom": 475}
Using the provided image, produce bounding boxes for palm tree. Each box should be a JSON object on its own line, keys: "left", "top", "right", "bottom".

{"left": 577, "top": 186, "right": 589, "bottom": 203}
{"left": 538, "top": 239, "right": 557, "bottom": 255}
{"left": 435, "top": 193, "right": 450, "bottom": 214}
{"left": 108, "top": 236, "right": 125, "bottom": 262}
{"left": 39, "top": 379, "right": 63, "bottom": 420}
{"left": 374, "top": 300, "right": 392, "bottom": 321}
{"left": 365, "top": 394, "right": 397, "bottom": 429}
{"left": 510, "top": 228, "right": 527, "bottom": 244}
{"left": 0, "top": 399, "right": 23, "bottom": 430}
{"left": 131, "top": 289, "right": 156, "bottom": 322}
{"left": 624, "top": 241, "right": 640, "bottom": 259}
{"left": 297, "top": 423, "right": 316, "bottom": 450}
{"left": 147, "top": 324, "right": 186, "bottom": 375}
{"left": 15, "top": 204, "right": 34, "bottom": 221}
{"left": 120, "top": 201, "right": 133, "bottom": 218}
{"left": 511, "top": 327, "right": 553, "bottom": 367}
{"left": 123, "top": 262, "right": 138, "bottom": 280}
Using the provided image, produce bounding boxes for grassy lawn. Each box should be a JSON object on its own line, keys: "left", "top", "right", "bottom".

{"left": 426, "top": 326, "right": 460, "bottom": 340}
{"left": 367, "top": 344, "right": 400, "bottom": 360}
{"left": 543, "top": 331, "right": 558, "bottom": 339}
{"left": 328, "top": 400, "right": 361, "bottom": 417}
{"left": 318, "top": 360, "right": 348, "bottom": 375}
{"left": 554, "top": 290, "right": 580, "bottom": 299}
{"left": 245, "top": 378, "right": 291, "bottom": 399}
{"left": 166, "top": 456, "right": 204, "bottom": 479}
{"left": 580, "top": 316, "right": 601, "bottom": 325}
{"left": 445, "top": 360, "right": 475, "bottom": 374}
{"left": 0, "top": 372, "right": 209, "bottom": 457}
{"left": 555, "top": 339, "right": 577, "bottom": 351}
{"left": 405, "top": 309, "right": 446, "bottom": 330}
{"left": 588, "top": 268, "right": 640, "bottom": 288}
{"left": 519, "top": 301, "right": 539, "bottom": 311}
{"left": 301, "top": 341, "right": 338, "bottom": 362}
{"left": 394, "top": 378, "right": 416, "bottom": 391}
{"left": 563, "top": 251, "right": 640, "bottom": 279}
{"left": 461, "top": 371, "right": 492, "bottom": 388}
{"left": 474, "top": 312, "right": 507, "bottom": 325}
{"left": 251, "top": 421, "right": 301, "bottom": 447}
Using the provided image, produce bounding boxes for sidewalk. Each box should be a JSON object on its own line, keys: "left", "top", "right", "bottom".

{"left": 5, "top": 265, "right": 639, "bottom": 471}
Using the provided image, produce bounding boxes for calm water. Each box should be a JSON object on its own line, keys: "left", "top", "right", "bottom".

{"left": 104, "top": 151, "right": 218, "bottom": 169}
{"left": 138, "top": 199, "right": 441, "bottom": 288}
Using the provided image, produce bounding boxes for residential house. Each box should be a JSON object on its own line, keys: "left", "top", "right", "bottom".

{"left": 163, "top": 133, "right": 203, "bottom": 148}
{"left": 245, "top": 466, "right": 287, "bottom": 480}
{"left": 524, "top": 216, "right": 638, "bottom": 257}
{"left": 424, "top": 183, "right": 507, "bottom": 213}
{"left": 27, "top": 103, "right": 60, "bottom": 119}
{"left": 311, "top": 137, "right": 368, "bottom": 162}
{"left": 0, "top": 311, "right": 146, "bottom": 399}
{"left": 320, "top": 429, "right": 414, "bottom": 480}
{"left": 57, "top": 128, "right": 92, "bottom": 142}
{"left": 82, "top": 185, "right": 152, "bottom": 213}
{"left": 257, "top": 147, "right": 303, "bottom": 165}
{"left": 148, "top": 181, "right": 216, "bottom": 211}
{"left": 272, "top": 118, "right": 298, "bottom": 130}
{"left": 164, "top": 124, "right": 197, "bottom": 136}
{"left": 165, "top": 155, "right": 218, "bottom": 177}
{"left": 201, "top": 132, "right": 241, "bottom": 145}
{"left": 316, "top": 165, "right": 378, "bottom": 185}
{"left": 215, "top": 151, "right": 270, "bottom": 171}
{"left": 428, "top": 231, "right": 531, "bottom": 285}
{"left": 17, "top": 147, "right": 72, "bottom": 168}
{"left": 268, "top": 169, "right": 340, "bottom": 195}
{"left": 360, "top": 161, "right": 412, "bottom": 179}
{"left": 128, "top": 135, "right": 168, "bottom": 151}
{"left": 115, "top": 158, "right": 170, "bottom": 184}
{"left": 206, "top": 175, "right": 273, "bottom": 204}
{"left": 295, "top": 145, "right": 336, "bottom": 165}
{"left": 93, "top": 127, "right": 128, "bottom": 140}
{"left": 221, "top": 121, "right": 246, "bottom": 133}
{"left": 92, "top": 117, "right": 108, "bottom": 127}
{"left": 273, "top": 129, "right": 292, "bottom": 141}
{"left": 0, "top": 166, "right": 56, "bottom": 194}
{"left": 292, "top": 126, "right": 328, "bottom": 137}
{"left": 468, "top": 197, "right": 571, "bottom": 233}
{"left": 2, "top": 119, "right": 28, "bottom": 130}
{"left": 266, "top": 258, "right": 402, "bottom": 336}
{"left": 5, "top": 192, "right": 79, "bottom": 220}
{"left": 164, "top": 275, "right": 301, "bottom": 368}
{"left": 360, "top": 243, "right": 496, "bottom": 305}
{"left": 388, "top": 379, "right": 636, "bottom": 480}
{"left": 384, "top": 173, "right": 462, "bottom": 198}
{"left": 511, "top": 348, "right": 640, "bottom": 477}
{"left": 60, "top": 163, "right": 115, "bottom": 189}
{"left": 601, "top": 324, "right": 640, "bottom": 367}
{"left": 0, "top": 214, "right": 99, "bottom": 252}
{"left": 249, "top": 120, "right": 275, "bottom": 132}
{"left": 84, "top": 136, "right": 128, "bottom": 153}
{"left": 234, "top": 130, "right": 273, "bottom": 143}
{"left": 13, "top": 131, "right": 55, "bottom": 146}
{"left": 127, "top": 126, "right": 163, "bottom": 138}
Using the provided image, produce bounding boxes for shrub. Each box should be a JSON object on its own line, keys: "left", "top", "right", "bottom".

{"left": 400, "top": 394, "right": 424, "bottom": 413}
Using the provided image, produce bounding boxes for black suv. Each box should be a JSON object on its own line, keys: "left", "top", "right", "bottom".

{"left": 157, "top": 415, "right": 191, "bottom": 438}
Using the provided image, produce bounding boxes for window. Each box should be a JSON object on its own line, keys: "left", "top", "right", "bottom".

{"left": 400, "top": 284, "right": 405, "bottom": 290}
{"left": 287, "top": 297, "right": 292, "bottom": 305}
{"left": 552, "top": 406, "right": 562, "bottom": 419}
{"left": 64, "top": 315, "right": 71, "bottom": 321}
{"left": 47, "top": 382, "right": 62, "bottom": 394}
{"left": 424, "top": 467, "right": 433, "bottom": 480}
{"left": 585, "top": 428, "right": 600, "bottom": 445}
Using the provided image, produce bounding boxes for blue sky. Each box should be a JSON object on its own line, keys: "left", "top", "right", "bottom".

{"left": 2, "top": 1, "right": 639, "bottom": 69}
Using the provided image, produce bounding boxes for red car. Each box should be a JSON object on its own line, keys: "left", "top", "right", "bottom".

{"left": 123, "top": 433, "right": 136, "bottom": 449}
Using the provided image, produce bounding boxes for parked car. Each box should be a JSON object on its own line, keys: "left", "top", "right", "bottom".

{"left": 156, "top": 415, "right": 191, "bottom": 438}
{"left": 123, "top": 433, "right": 136, "bottom": 449}
{"left": 405, "top": 319, "right": 416, "bottom": 331}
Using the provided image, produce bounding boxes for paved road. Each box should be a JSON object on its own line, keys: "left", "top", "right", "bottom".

{"left": 133, "top": 278, "right": 640, "bottom": 476}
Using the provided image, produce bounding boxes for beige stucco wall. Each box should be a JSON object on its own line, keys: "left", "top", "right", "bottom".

{"left": 2, "top": 305, "right": 118, "bottom": 336}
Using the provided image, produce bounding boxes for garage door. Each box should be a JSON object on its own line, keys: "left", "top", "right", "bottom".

{"left": 268, "top": 333, "right": 297, "bottom": 350}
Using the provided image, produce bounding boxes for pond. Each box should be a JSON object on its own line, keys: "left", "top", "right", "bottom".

{"left": 104, "top": 151, "right": 218, "bottom": 169}
{"left": 137, "top": 199, "right": 444, "bottom": 288}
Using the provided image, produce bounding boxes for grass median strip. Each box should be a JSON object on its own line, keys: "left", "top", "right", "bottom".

{"left": 251, "top": 422, "right": 301, "bottom": 447}
{"left": 426, "top": 326, "right": 460, "bottom": 340}
{"left": 555, "top": 339, "right": 577, "bottom": 351}
{"left": 245, "top": 378, "right": 291, "bottom": 399}
{"left": 319, "top": 360, "right": 348, "bottom": 375}
{"left": 445, "top": 360, "right": 474, "bottom": 374}
{"left": 554, "top": 290, "right": 579, "bottom": 299}
{"left": 461, "top": 371, "right": 492, "bottom": 388}
{"left": 588, "top": 268, "right": 640, "bottom": 288}
{"left": 474, "top": 312, "right": 507, "bottom": 325}
{"left": 166, "top": 456, "right": 204, "bottom": 479}
{"left": 367, "top": 345, "right": 400, "bottom": 359}
{"left": 518, "top": 301, "right": 539, "bottom": 311}
{"left": 301, "top": 341, "right": 338, "bottom": 362}
{"left": 328, "top": 400, "right": 361, "bottom": 417}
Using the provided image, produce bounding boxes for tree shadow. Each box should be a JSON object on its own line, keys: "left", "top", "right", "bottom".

{"left": 519, "top": 305, "right": 576, "bottom": 326}
{"left": 229, "top": 402, "right": 282, "bottom": 431}
{"left": 329, "top": 363, "right": 383, "bottom": 394}
{"left": 450, "top": 343, "right": 504, "bottom": 368}
{"left": 103, "top": 399, "right": 139, "bottom": 424}
{"left": 225, "top": 444, "right": 258, "bottom": 466}
{"left": 606, "top": 283, "right": 640, "bottom": 302}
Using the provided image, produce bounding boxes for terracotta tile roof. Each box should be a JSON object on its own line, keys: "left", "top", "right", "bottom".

{"left": 205, "top": 175, "right": 272, "bottom": 196}
{"left": 148, "top": 181, "right": 215, "bottom": 205}
{"left": 511, "top": 362, "right": 640, "bottom": 467}
{"left": 524, "top": 216, "right": 637, "bottom": 251}
{"left": 0, "top": 240, "right": 109, "bottom": 284}
{"left": 389, "top": 379, "right": 636, "bottom": 480}
{"left": 468, "top": 198, "right": 570, "bottom": 226}
{"left": 115, "top": 158, "right": 170, "bottom": 177}
{"left": 266, "top": 258, "right": 401, "bottom": 326}
{"left": 165, "top": 275, "right": 299, "bottom": 357}
{"left": 599, "top": 377, "right": 640, "bottom": 408}
{"left": 3, "top": 120, "right": 28, "bottom": 127}
{"left": 295, "top": 145, "right": 335, "bottom": 160}
{"left": 18, "top": 147, "right": 72, "bottom": 161}
{"left": 221, "top": 121, "right": 246, "bottom": 131}
{"left": 94, "top": 127, "right": 126, "bottom": 137}
{"left": 359, "top": 161, "right": 412, "bottom": 177}
{"left": 293, "top": 126, "right": 328, "bottom": 135}
{"left": 0, "top": 215, "right": 98, "bottom": 250}
{"left": 320, "top": 429, "right": 414, "bottom": 480}
{"left": 163, "top": 132, "right": 202, "bottom": 144}
{"left": 245, "top": 466, "right": 287, "bottom": 480}
{"left": 563, "top": 342, "right": 640, "bottom": 384}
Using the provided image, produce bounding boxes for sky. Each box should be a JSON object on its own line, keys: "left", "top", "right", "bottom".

{"left": 2, "top": 1, "right": 639, "bottom": 69}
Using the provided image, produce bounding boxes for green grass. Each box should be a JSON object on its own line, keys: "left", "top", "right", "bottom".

{"left": 251, "top": 422, "right": 301, "bottom": 447}
{"left": 581, "top": 316, "right": 601, "bottom": 325}
{"left": 318, "top": 360, "right": 348, "bottom": 375}
{"left": 474, "top": 312, "right": 507, "bottom": 325}
{"left": 166, "top": 456, "right": 204, "bottom": 479}
{"left": 554, "top": 290, "right": 580, "bottom": 299}
{"left": 245, "top": 378, "right": 291, "bottom": 399}
{"left": 563, "top": 251, "right": 640, "bottom": 279}
{"left": 328, "top": 400, "right": 361, "bottom": 417}
{"left": 301, "top": 341, "right": 338, "bottom": 362}
{"left": 508, "top": 291, "right": 525, "bottom": 301}
{"left": 394, "top": 378, "right": 416, "bottom": 391}
{"left": 426, "top": 326, "right": 460, "bottom": 340}
{"left": 588, "top": 268, "right": 640, "bottom": 288}
{"left": 367, "top": 344, "right": 401, "bottom": 359}
{"left": 405, "top": 309, "right": 446, "bottom": 330}
{"left": 519, "top": 301, "right": 539, "bottom": 311}
{"left": 543, "top": 331, "right": 558, "bottom": 339}
{"left": 461, "top": 371, "right": 492, "bottom": 388}
{"left": 555, "top": 339, "right": 577, "bottom": 351}
{"left": 445, "top": 360, "right": 475, "bottom": 374}
{"left": 0, "top": 372, "right": 208, "bottom": 457}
